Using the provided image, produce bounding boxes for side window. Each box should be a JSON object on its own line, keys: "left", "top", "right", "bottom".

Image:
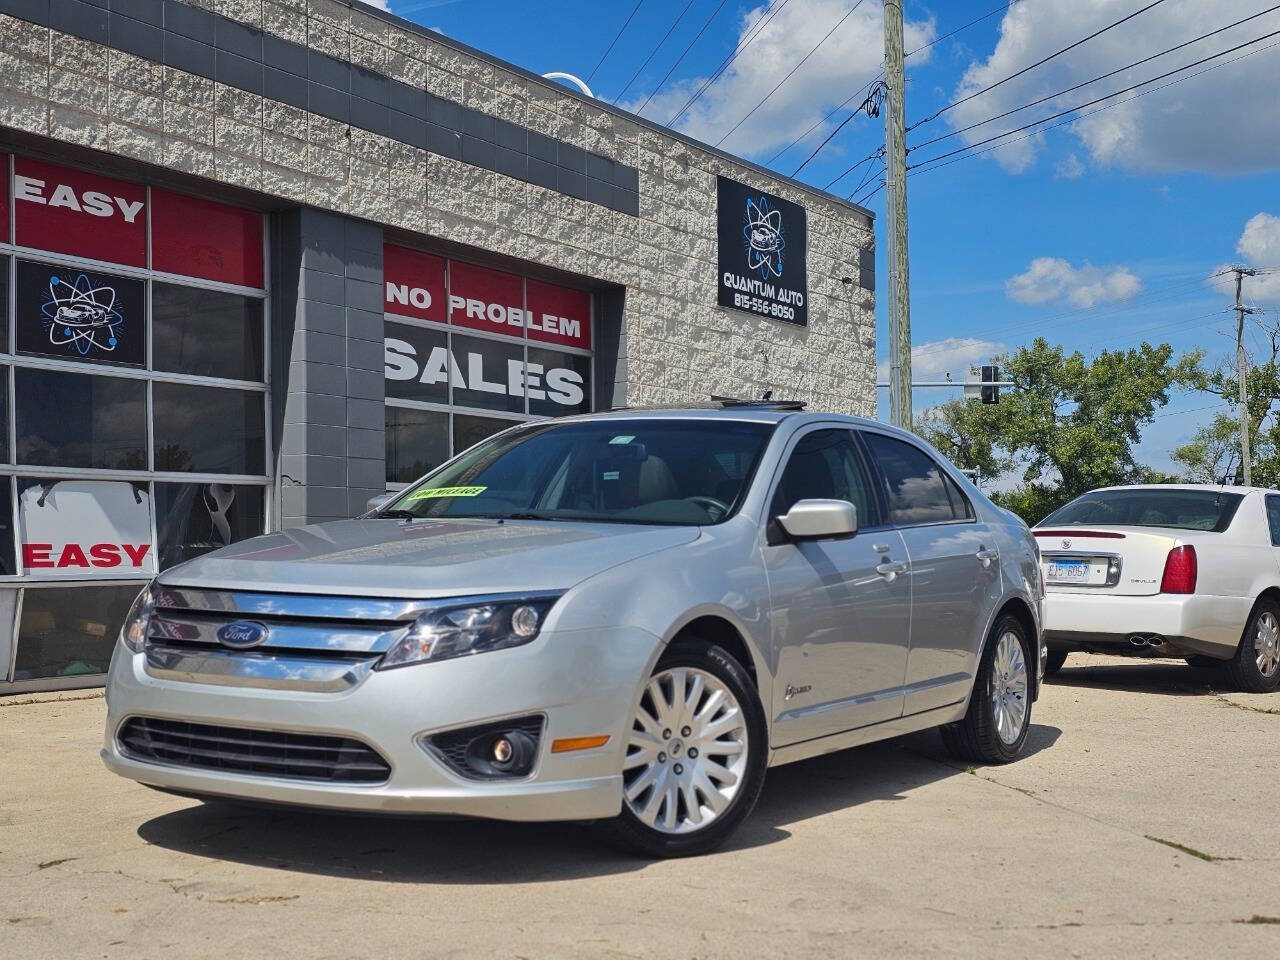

{"left": 862, "top": 432, "right": 963, "bottom": 526}
{"left": 1267, "top": 495, "right": 1280, "bottom": 547}
{"left": 771, "top": 429, "right": 876, "bottom": 527}
{"left": 943, "top": 472, "right": 974, "bottom": 520}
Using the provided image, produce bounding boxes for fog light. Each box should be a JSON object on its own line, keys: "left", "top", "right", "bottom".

{"left": 492, "top": 737, "right": 513, "bottom": 763}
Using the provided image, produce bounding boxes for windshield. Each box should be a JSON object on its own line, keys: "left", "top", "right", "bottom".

{"left": 384, "top": 418, "right": 776, "bottom": 525}
{"left": 1041, "top": 488, "right": 1244, "bottom": 532}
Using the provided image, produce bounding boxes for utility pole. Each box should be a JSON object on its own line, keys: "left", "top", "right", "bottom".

{"left": 883, "top": 0, "right": 911, "bottom": 429}
{"left": 1232, "top": 266, "right": 1256, "bottom": 486}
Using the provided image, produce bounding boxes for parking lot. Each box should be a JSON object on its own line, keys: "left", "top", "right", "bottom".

{"left": 2, "top": 656, "right": 1277, "bottom": 960}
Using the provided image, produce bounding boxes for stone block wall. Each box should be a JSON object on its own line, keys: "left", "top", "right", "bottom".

{"left": 0, "top": 0, "right": 876, "bottom": 415}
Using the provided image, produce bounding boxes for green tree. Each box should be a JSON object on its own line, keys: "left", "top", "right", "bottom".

{"left": 919, "top": 338, "right": 1201, "bottom": 523}
{"left": 1172, "top": 320, "right": 1280, "bottom": 486}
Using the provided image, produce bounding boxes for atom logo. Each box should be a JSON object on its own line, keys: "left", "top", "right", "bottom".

{"left": 40, "top": 272, "right": 124, "bottom": 357}
{"left": 743, "top": 196, "right": 785, "bottom": 279}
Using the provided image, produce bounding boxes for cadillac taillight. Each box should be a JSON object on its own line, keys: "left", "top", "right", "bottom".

{"left": 1159, "top": 545, "right": 1197, "bottom": 594}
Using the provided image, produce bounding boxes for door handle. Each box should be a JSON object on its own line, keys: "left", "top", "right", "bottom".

{"left": 876, "top": 560, "right": 908, "bottom": 579}
{"left": 976, "top": 547, "right": 999, "bottom": 567}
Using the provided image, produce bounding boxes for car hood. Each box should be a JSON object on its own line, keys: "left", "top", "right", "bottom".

{"left": 157, "top": 518, "right": 701, "bottom": 598}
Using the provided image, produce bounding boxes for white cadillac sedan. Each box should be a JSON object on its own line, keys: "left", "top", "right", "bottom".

{"left": 1036, "top": 484, "right": 1280, "bottom": 693}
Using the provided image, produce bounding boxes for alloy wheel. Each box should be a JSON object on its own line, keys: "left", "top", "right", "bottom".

{"left": 990, "top": 631, "right": 1029, "bottom": 745}
{"left": 623, "top": 667, "right": 749, "bottom": 835}
{"left": 1255, "top": 611, "right": 1280, "bottom": 678}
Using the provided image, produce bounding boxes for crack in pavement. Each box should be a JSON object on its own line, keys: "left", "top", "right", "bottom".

{"left": 1214, "top": 695, "right": 1280, "bottom": 716}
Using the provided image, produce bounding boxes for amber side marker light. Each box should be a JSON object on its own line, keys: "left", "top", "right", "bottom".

{"left": 550, "top": 735, "right": 611, "bottom": 753}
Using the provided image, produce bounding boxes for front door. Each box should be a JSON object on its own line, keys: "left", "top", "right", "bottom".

{"left": 764, "top": 427, "right": 912, "bottom": 746}
{"left": 861, "top": 431, "right": 1001, "bottom": 715}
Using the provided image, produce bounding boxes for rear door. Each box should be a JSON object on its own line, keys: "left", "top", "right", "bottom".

{"left": 763, "top": 427, "right": 911, "bottom": 745}
{"left": 859, "top": 431, "right": 1001, "bottom": 716}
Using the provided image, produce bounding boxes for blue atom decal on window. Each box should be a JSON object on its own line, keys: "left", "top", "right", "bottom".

{"left": 40, "top": 272, "right": 124, "bottom": 357}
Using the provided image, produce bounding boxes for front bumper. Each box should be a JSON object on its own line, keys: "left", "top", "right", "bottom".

{"left": 1042, "top": 591, "right": 1248, "bottom": 658}
{"left": 101, "top": 625, "right": 662, "bottom": 821}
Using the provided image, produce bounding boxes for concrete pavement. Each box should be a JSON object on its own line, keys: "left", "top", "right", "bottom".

{"left": 2, "top": 655, "right": 1278, "bottom": 959}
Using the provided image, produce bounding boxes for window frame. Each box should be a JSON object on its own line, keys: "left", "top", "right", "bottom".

{"left": 1265, "top": 493, "right": 1280, "bottom": 547}
{"left": 382, "top": 250, "right": 596, "bottom": 491}
{"left": 0, "top": 185, "right": 273, "bottom": 586}
{"left": 855, "top": 428, "right": 977, "bottom": 531}
{"left": 761, "top": 423, "right": 886, "bottom": 535}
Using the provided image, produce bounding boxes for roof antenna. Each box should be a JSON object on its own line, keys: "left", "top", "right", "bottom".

{"left": 761, "top": 389, "right": 773, "bottom": 400}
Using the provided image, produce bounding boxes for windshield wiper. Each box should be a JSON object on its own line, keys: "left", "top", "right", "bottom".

{"left": 474, "top": 511, "right": 562, "bottom": 521}
{"left": 374, "top": 509, "right": 420, "bottom": 520}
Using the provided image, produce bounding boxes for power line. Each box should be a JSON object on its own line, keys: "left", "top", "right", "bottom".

{"left": 714, "top": 0, "right": 868, "bottom": 148}
{"left": 847, "top": 154, "right": 884, "bottom": 199}
{"left": 633, "top": 0, "right": 733, "bottom": 116}
{"left": 907, "top": 26, "right": 1280, "bottom": 171}
{"left": 911, "top": 4, "right": 1280, "bottom": 153}
{"left": 771, "top": 2, "right": 1020, "bottom": 166}
{"left": 906, "top": 2, "right": 1018, "bottom": 59}
{"left": 855, "top": 176, "right": 885, "bottom": 205}
{"left": 612, "top": 0, "right": 700, "bottom": 105}
{"left": 793, "top": 82, "right": 886, "bottom": 177}
{"left": 766, "top": 75, "right": 881, "bottom": 166}
{"left": 666, "top": 0, "right": 792, "bottom": 127}
{"left": 587, "top": 0, "right": 647, "bottom": 84}
{"left": 908, "top": 0, "right": 1169, "bottom": 132}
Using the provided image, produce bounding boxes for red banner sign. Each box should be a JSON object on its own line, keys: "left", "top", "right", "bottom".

{"left": 383, "top": 244, "right": 591, "bottom": 351}
{"left": 151, "top": 189, "right": 264, "bottom": 288}
{"left": 448, "top": 260, "right": 526, "bottom": 339}
{"left": 13, "top": 158, "right": 147, "bottom": 267}
{"left": 383, "top": 244, "right": 446, "bottom": 322}
{"left": 526, "top": 278, "right": 591, "bottom": 350}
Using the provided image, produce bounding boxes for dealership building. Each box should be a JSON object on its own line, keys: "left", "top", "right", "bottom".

{"left": 0, "top": 0, "right": 875, "bottom": 692}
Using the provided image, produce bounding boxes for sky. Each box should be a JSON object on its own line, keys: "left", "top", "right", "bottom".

{"left": 381, "top": 0, "right": 1280, "bottom": 476}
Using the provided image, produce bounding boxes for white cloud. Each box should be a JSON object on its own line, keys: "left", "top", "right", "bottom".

{"left": 619, "top": 1, "right": 936, "bottom": 159}
{"left": 941, "top": 0, "right": 1280, "bottom": 174}
{"left": 1006, "top": 257, "right": 1142, "bottom": 307}
{"left": 878, "top": 337, "right": 1005, "bottom": 383}
{"left": 363, "top": 0, "right": 391, "bottom": 10}
{"left": 1054, "top": 153, "right": 1084, "bottom": 179}
{"left": 1218, "top": 212, "right": 1280, "bottom": 301}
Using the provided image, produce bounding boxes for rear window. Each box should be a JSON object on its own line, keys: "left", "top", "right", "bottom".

{"left": 1041, "top": 489, "right": 1244, "bottom": 532}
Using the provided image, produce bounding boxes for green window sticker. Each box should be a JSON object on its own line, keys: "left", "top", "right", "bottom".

{"left": 403, "top": 485, "right": 488, "bottom": 502}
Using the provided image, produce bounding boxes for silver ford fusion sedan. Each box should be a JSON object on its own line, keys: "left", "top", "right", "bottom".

{"left": 103, "top": 404, "right": 1044, "bottom": 857}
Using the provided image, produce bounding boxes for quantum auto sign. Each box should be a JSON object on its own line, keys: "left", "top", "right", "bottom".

{"left": 716, "top": 176, "right": 808, "bottom": 326}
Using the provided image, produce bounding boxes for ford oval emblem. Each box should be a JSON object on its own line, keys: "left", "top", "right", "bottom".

{"left": 216, "top": 620, "right": 270, "bottom": 650}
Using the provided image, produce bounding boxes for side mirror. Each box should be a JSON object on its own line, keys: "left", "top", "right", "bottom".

{"left": 776, "top": 499, "right": 858, "bottom": 541}
{"left": 365, "top": 492, "right": 395, "bottom": 515}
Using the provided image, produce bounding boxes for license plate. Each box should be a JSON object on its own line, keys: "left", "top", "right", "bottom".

{"left": 1046, "top": 560, "right": 1091, "bottom": 583}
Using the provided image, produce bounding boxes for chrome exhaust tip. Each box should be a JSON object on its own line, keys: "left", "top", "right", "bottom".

{"left": 1128, "top": 634, "right": 1150, "bottom": 647}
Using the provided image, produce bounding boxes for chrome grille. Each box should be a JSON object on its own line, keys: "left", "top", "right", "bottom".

{"left": 142, "top": 587, "right": 427, "bottom": 691}
{"left": 118, "top": 717, "right": 391, "bottom": 783}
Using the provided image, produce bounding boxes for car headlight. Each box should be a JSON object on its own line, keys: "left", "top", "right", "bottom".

{"left": 378, "top": 595, "right": 561, "bottom": 669}
{"left": 121, "top": 582, "right": 155, "bottom": 653}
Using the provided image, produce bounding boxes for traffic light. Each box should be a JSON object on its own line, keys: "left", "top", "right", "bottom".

{"left": 980, "top": 365, "right": 1000, "bottom": 404}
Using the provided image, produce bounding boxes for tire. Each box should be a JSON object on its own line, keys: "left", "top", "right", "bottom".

{"left": 605, "top": 640, "right": 768, "bottom": 858}
{"left": 1044, "top": 649, "right": 1068, "bottom": 676}
{"left": 1224, "top": 599, "right": 1280, "bottom": 694}
{"left": 942, "top": 614, "right": 1033, "bottom": 764}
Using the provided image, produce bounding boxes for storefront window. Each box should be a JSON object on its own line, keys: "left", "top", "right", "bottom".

{"left": 527, "top": 346, "right": 592, "bottom": 417}
{"left": 15, "top": 368, "right": 148, "bottom": 470}
{"left": 1, "top": 154, "right": 271, "bottom": 690}
{"left": 451, "top": 333, "right": 527, "bottom": 414}
{"left": 12, "top": 583, "right": 143, "bottom": 680}
{"left": 382, "top": 244, "right": 595, "bottom": 489}
{"left": 154, "top": 482, "right": 266, "bottom": 570}
{"left": 386, "top": 407, "right": 450, "bottom": 484}
{"left": 152, "top": 283, "right": 265, "bottom": 381}
{"left": 153, "top": 383, "right": 266, "bottom": 475}
{"left": 14, "top": 259, "right": 147, "bottom": 367}
{"left": 384, "top": 321, "right": 448, "bottom": 404}
{"left": 454, "top": 413, "right": 517, "bottom": 453}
